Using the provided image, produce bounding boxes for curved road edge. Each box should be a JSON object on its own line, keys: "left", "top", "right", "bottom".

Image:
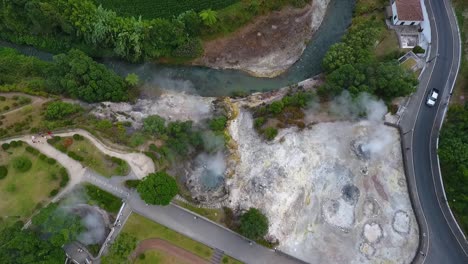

{"left": 399, "top": 0, "right": 467, "bottom": 263}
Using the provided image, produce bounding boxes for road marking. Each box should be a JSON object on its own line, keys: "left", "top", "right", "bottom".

{"left": 427, "top": 0, "right": 468, "bottom": 257}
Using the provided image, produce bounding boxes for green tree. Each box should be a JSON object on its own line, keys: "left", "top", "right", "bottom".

{"left": 199, "top": 9, "right": 218, "bottom": 26}
{"left": 143, "top": 115, "right": 166, "bottom": 135}
{"left": 240, "top": 208, "right": 269, "bottom": 240}
{"left": 137, "top": 171, "right": 179, "bottom": 206}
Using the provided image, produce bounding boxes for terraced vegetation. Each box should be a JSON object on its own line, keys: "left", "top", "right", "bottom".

{"left": 0, "top": 141, "right": 68, "bottom": 229}
{"left": 94, "top": 0, "right": 239, "bottom": 19}
{"left": 47, "top": 135, "right": 129, "bottom": 178}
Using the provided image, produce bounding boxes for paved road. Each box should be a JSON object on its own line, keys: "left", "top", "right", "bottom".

{"left": 85, "top": 171, "right": 302, "bottom": 264}
{"left": 400, "top": 0, "right": 468, "bottom": 263}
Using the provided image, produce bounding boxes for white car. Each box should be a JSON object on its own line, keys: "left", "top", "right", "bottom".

{"left": 426, "top": 88, "right": 439, "bottom": 107}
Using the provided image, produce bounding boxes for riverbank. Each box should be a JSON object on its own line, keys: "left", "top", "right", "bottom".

{"left": 193, "top": 0, "right": 330, "bottom": 78}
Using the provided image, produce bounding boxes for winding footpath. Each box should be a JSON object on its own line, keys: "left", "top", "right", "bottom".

{"left": 1, "top": 130, "right": 303, "bottom": 264}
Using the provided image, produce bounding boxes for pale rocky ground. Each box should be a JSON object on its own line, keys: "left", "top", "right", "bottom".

{"left": 92, "top": 91, "right": 215, "bottom": 129}
{"left": 227, "top": 109, "right": 418, "bottom": 264}
{"left": 193, "top": 0, "right": 331, "bottom": 77}
{"left": 89, "top": 89, "right": 418, "bottom": 263}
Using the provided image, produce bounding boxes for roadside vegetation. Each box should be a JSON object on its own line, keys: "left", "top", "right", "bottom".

{"left": 47, "top": 135, "right": 129, "bottom": 177}
{"left": 439, "top": 104, "right": 468, "bottom": 234}
{"left": 0, "top": 141, "right": 68, "bottom": 229}
{"left": 83, "top": 184, "right": 123, "bottom": 214}
{"left": 451, "top": 0, "right": 468, "bottom": 105}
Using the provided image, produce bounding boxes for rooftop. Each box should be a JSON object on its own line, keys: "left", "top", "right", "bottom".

{"left": 395, "top": 0, "right": 424, "bottom": 21}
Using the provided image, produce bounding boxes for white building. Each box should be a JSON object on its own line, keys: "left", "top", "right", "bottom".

{"left": 390, "top": 0, "right": 424, "bottom": 26}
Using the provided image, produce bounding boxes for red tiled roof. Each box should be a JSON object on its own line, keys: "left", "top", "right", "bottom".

{"left": 395, "top": 0, "right": 424, "bottom": 21}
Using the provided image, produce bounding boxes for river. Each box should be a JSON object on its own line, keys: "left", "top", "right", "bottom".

{"left": 0, "top": 0, "right": 354, "bottom": 97}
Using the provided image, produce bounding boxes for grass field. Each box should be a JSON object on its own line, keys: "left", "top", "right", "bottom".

{"left": 123, "top": 213, "right": 213, "bottom": 260}
{"left": 135, "top": 250, "right": 188, "bottom": 264}
{"left": 0, "top": 143, "right": 64, "bottom": 228}
{"left": 401, "top": 58, "right": 417, "bottom": 71}
{"left": 49, "top": 136, "right": 129, "bottom": 177}
{"left": 94, "top": 0, "right": 239, "bottom": 19}
{"left": 175, "top": 200, "right": 225, "bottom": 224}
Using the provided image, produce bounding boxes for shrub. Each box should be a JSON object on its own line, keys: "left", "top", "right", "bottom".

{"left": 240, "top": 208, "right": 269, "bottom": 240}
{"left": 2, "top": 143, "right": 10, "bottom": 150}
{"left": 125, "top": 180, "right": 141, "bottom": 189}
{"left": 67, "top": 151, "right": 84, "bottom": 162}
{"left": 254, "top": 117, "right": 266, "bottom": 129}
{"left": 0, "top": 96, "right": 5, "bottom": 101}
{"left": 9, "top": 141, "right": 22, "bottom": 148}
{"left": 413, "top": 45, "right": 425, "bottom": 54}
{"left": 39, "top": 154, "right": 47, "bottom": 160}
{"left": 72, "top": 134, "right": 84, "bottom": 141}
{"left": 63, "top": 137, "right": 74, "bottom": 148}
{"left": 47, "top": 158, "right": 57, "bottom": 165}
{"left": 0, "top": 166, "right": 8, "bottom": 179}
{"left": 49, "top": 189, "right": 59, "bottom": 197}
{"left": 263, "top": 127, "right": 278, "bottom": 141}
{"left": 209, "top": 116, "right": 227, "bottom": 132}
{"left": 3, "top": 106, "right": 10, "bottom": 111}
{"left": 25, "top": 146, "right": 39, "bottom": 155}
{"left": 12, "top": 156, "right": 32, "bottom": 172}
{"left": 60, "top": 170, "right": 69, "bottom": 187}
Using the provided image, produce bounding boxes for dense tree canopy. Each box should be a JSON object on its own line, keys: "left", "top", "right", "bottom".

{"left": 322, "top": 62, "right": 418, "bottom": 101}
{"left": 47, "top": 49, "right": 129, "bottom": 102}
{"left": 439, "top": 104, "right": 468, "bottom": 232}
{"left": 0, "top": 0, "right": 203, "bottom": 61}
{"left": 137, "top": 171, "right": 179, "bottom": 206}
{"left": 0, "top": 222, "right": 65, "bottom": 264}
{"left": 239, "top": 208, "right": 269, "bottom": 240}
{"left": 31, "top": 203, "right": 84, "bottom": 247}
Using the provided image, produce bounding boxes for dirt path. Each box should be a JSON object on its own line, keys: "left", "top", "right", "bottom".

{"left": 0, "top": 129, "right": 154, "bottom": 203}
{"left": 56, "top": 129, "right": 154, "bottom": 179}
{"left": 131, "top": 239, "right": 209, "bottom": 264}
{"left": 193, "top": 0, "right": 330, "bottom": 77}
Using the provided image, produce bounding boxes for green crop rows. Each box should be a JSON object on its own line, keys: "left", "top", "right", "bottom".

{"left": 94, "top": 0, "right": 239, "bottom": 19}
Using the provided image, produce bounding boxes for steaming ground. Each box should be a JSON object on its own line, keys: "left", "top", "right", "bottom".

{"left": 89, "top": 89, "right": 418, "bottom": 262}
{"left": 226, "top": 103, "right": 418, "bottom": 263}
